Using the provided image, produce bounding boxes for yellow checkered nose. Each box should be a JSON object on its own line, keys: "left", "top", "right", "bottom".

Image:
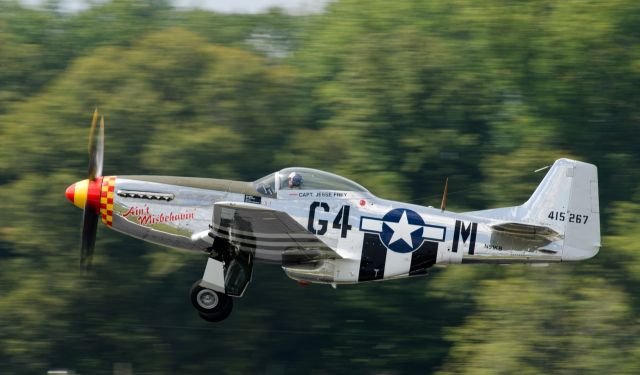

{"left": 65, "top": 178, "right": 103, "bottom": 212}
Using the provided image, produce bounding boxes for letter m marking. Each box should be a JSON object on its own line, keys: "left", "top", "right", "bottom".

{"left": 452, "top": 220, "right": 478, "bottom": 255}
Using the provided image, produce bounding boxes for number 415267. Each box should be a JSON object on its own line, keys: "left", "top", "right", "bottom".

{"left": 548, "top": 211, "right": 588, "bottom": 224}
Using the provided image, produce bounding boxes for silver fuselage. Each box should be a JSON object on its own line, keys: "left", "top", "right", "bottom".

{"left": 106, "top": 175, "right": 565, "bottom": 284}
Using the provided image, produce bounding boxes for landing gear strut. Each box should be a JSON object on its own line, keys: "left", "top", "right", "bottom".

{"left": 190, "top": 280, "right": 233, "bottom": 322}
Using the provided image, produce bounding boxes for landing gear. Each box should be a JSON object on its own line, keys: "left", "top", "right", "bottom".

{"left": 191, "top": 234, "right": 253, "bottom": 322}
{"left": 190, "top": 280, "right": 233, "bottom": 322}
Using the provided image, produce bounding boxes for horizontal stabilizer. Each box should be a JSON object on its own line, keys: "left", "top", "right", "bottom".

{"left": 491, "top": 222, "right": 560, "bottom": 240}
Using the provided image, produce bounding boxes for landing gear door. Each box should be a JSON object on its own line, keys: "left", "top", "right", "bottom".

{"left": 201, "top": 247, "right": 253, "bottom": 297}
{"left": 201, "top": 258, "right": 226, "bottom": 293}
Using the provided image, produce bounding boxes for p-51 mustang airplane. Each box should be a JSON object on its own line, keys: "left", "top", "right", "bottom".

{"left": 66, "top": 111, "right": 600, "bottom": 322}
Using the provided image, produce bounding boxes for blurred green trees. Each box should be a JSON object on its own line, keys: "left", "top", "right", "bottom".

{"left": 1, "top": 0, "right": 639, "bottom": 373}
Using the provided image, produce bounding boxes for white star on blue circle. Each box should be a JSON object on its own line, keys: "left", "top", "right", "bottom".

{"left": 380, "top": 208, "right": 425, "bottom": 253}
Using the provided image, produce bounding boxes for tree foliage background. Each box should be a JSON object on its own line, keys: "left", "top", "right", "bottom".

{"left": 1, "top": 0, "right": 639, "bottom": 373}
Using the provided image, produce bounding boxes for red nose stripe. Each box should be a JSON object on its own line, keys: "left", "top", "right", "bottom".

{"left": 65, "top": 184, "right": 75, "bottom": 203}
{"left": 86, "top": 178, "right": 103, "bottom": 212}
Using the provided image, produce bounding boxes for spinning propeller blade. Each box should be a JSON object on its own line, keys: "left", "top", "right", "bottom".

{"left": 87, "top": 111, "right": 104, "bottom": 180}
{"left": 77, "top": 109, "right": 104, "bottom": 271}
{"left": 80, "top": 201, "right": 99, "bottom": 271}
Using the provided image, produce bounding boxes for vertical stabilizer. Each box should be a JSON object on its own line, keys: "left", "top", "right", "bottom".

{"left": 522, "top": 159, "right": 600, "bottom": 260}
{"left": 467, "top": 158, "right": 601, "bottom": 260}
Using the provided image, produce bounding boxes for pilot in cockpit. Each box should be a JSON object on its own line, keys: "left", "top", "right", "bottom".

{"left": 288, "top": 172, "right": 303, "bottom": 189}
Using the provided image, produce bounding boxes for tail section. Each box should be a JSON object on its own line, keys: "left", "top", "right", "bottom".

{"left": 469, "top": 158, "right": 601, "bottom": 260}
{"left": 524, "top": 159, "right": 600, "bottom": 260}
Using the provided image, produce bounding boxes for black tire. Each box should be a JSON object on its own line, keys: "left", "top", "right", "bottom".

{"left": 190, "top": 280, "right": 233, "bottom": 322}
{"left": 197, "top": 297, "right": 233, "bottom": 322}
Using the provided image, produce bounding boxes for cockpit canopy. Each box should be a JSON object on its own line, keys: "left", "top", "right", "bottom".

{"left": 253, "top": 167, "right": 369, "bottom": 198}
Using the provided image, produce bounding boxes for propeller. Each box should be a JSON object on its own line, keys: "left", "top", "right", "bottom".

{"left": 79, "top": 109, "right": 104, "bottom": 271}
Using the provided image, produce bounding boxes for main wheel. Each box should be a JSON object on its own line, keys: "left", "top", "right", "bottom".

{"left": 190, "top": 280, "right": 233, "bottom": 322}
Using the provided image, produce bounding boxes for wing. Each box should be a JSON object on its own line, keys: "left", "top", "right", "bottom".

{"left": 210, "top": 201, "right": 342, "bottom": 264}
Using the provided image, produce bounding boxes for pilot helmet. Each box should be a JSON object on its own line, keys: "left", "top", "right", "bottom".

{"left": 288, "top": 172, "right": 303, "bottom": 187}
